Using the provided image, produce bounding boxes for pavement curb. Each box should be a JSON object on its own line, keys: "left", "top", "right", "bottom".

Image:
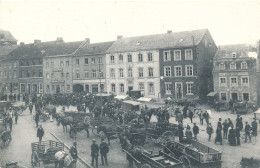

{"left": 49, "top": 131, "right": 93, "bottom": 168}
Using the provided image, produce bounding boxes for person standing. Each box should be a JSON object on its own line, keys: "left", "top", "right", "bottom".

{"left": 235, "top": 126, "right": 241, "bottom": 146}
{"left": 29, "top": 103, "right": 33, "bottom": 114}
{"left": 35, "top": 111, "right": 40, "bottom": 127}
{"left": 37, "top": 125, "right": 44, "bottom": 143}
{"left": 8, "top": 116, "right": 13, "bottom": 131}
{"left": 252, "top": 118, "right": 258, "bottom": 137}
{"left": 14, "top": 110, "right": 19, "bottom": 124}
{"left": 215, "top": 127, "right": 222, "bottom": 145}
{"left": 244, "top": 122, "right": 251, "bottom": 142}
{"left": 178, "top": 122, "right": 184, "bottom": 143}
{"left": 69, "top": 142, "right": 78, "bottom": 168}
{"left": 228, "top": 126, "right": 236, "bottom": 146}
{"left": 91, "top": 139, "right": 99, "bottom": 168}
{"left": 188, "top": 110, "right": 194, "bottom": 123}
{"left": 207, "top": 123, "right": 213, "bottom": 141}
{"left": 183, "top": 105, "right": 188, "bottom": 118}
{"left": 223, "top": 119, "right": 229, "bottom": 139}
{"left": 199, "top": 111, "right": 204, "bottom": 125}
{"left": 217, "top": 118, "right": 222, "bottom": 131}
{"left": 204, "top": 111, "right": 210, "bottom": 125}
{"left": 192, "top": 123, "right": 199, "bottom": 140}
{"left": 100, "top": 138, "right": 109, "bottom": 166}
{"left": 185, "top": 125, "right": 193, "bottom": 144}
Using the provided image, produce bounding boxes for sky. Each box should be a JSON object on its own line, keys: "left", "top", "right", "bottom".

{"left": 0, "top": 0, "right": 260, "bottom": 46}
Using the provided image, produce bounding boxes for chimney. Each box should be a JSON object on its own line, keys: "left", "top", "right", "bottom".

{"left": 167, "top": 30, "right": 172, "bottom": 34}
{"left": 85, "top": 38, "right": 90, "bottom": 44}
{"left": 56, "top": 37, "right": 64, "bottom": 43}
{"left": 117, "top": 35, "right": 123, "bottom": 40}
{"left": 20, "top": 42, "right": 25, "bottom": 46}
{"left": 34, "top": 40, "right": 41, "bottom": 45}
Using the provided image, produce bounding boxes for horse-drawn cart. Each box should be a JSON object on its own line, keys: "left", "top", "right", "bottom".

{"left": 31, "top": 140, "right": 64, "bottom": 167}
{"left": 164, "top": 140, "right": 222, "bottom": 168}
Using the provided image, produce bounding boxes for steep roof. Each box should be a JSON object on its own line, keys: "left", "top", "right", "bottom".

{"left": 0, "top": 30, "right": 17, "bottom": 42}
{"left": 106, "top": 29, "right": 207, "bottom": 53}
{"left": 74, "top": 41, "right": 114, "bottom": 56}
{"left": 214, "top": 44, "right": 257, "bottom": 59}
{"left": 0, "top": 45, "right": 19, "bottom": 60}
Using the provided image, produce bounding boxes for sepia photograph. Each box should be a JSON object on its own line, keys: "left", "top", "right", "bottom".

{"left": 0, "top": 0, "right": 260, "bottom": 168}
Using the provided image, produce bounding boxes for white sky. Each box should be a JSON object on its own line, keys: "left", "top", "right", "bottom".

{"left": 0, "top": 0, "right": 259, "bottom": 45}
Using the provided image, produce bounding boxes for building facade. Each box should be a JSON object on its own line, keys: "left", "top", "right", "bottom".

{"left": 72, "top": 41, "right": 114, "bottom": 94}
{"left": 159, "top": 29, "right": 218, "bottom": 101}
{"left": 213, "top": 44, "right": 258, "bottom": 103}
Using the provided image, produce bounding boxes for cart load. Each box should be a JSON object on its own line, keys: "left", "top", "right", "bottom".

{"left": 164, "top": 140, "right": 221, "bottom": 168}
{"left": 31, "top": 140, "right": 64, "bottom": 167}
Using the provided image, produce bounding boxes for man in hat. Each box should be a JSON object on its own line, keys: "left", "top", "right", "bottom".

{"left": 207, "top": 123, "right": 213, "bottom": 141}
{"left": 252, "top": 118, "right": 258, "bottom": 137}
{"left": 100, "top": 138, "right": 109, "bottom": 166}
{"left": 192, "top": 123, "right": 199, "bottom": 140}
{"left": 70, "top": 141, "right": 78, "bottom": 168}
{"left": 91, "top": 139, "right": 99, "bottom": 167}
{"left": 244, "top": 122, "right": 251, "bottom": 142}
{"left": 37, "top": 125, "right": 44, "bottom": 143}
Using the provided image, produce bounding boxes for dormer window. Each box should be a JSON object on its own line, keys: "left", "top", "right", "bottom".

{"left": 241, "top": 61, "right": 248, "bottom": 69}
{"left": 219, "top": 63, "right": 225, "bottom": 70}
{"left": 232, "top": 52, "right": 237, "bottom": 58}
{"left": 230, "top": 62, "right": 236, "bottom": 70}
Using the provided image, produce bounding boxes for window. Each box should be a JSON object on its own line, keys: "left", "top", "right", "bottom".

{"left": 61, "top": 72, "right": 64, "bottom": 78}
{"left": 26, "top": 70, "right": 30, "bottom": 77}
{"left": 66, "top": 60, "right": 70, "bottom": 66}
{"left": 128, "top": 68, "right": 132, "bottom": 77}
{"left": 85, "top": 72, "right": 89, "bottom": 78}
{"left": 219, "top": 77, "right": 227, "bottom": 87}
{"left": 99, "top": 71, "right": 104, "bottom": 78}
{"left": 66, "top": 72, "right": 70, "bottom": 79}
{"left": 76, "top": 59, "right": 80, "bottom": 65}
{"left": 98, "top": 57, "right": 102, "bottom": 64}
{"left": 148, "top": 83, "right": 154, "bottom": 94}
{"left": 128, "top": 54, "right": 132, "bottom": 62}
{"left": 164, "top": 51, "right": 171, "bottom": 61}
{"left": 165, "top": 83, "right": 172, "bottom": 94}
{"left": 241, "top": 76, "right": 249, "bottom": 87}
{"left": 60, "top": 61, "right": 64, "bottom": 67}
{"left": 138, "top": 68, "right": 143, "bottom": 77}
{"left": 52, "top": 85, "right": 55, "bottom": 91}
{"left": 39, "top": 70, "right": 43, "bottom": 77}
{"left": 46, "top": 73, "right": 50, "bottom": 79}
{"left": 185, "top": 65, "right": 193, "bottom": 76}
{"left": 32, "top": 60, "right": 36, "bottom": 65}
{"left": 46, "top": 62, "right": 49, "bottom": 68}
{"left": 110, "top": 55, "right": 114, "bottom": 63}
{"left": 174, "top": 50, "right": 181, "bottom": 61}
{"left": 119, "top": 68, "right": 124, "bottom": 78}
{"left": 230, "top": 62, "right": 236, "bottom": 69}
{"left": 33, "top": 70, "right": 36, "bottom": 77}
{"left": 185, "top": 49, "right": 193, "bottom": 60}
{"left": 221, "top": 93, "right": 227, "bottom": 101}
{"left": 39, "top": 83, "right": 43, "bottom": 93}
{"left": 230, "top": 77, "right": 238, "bottom": 87}
{"left": 85, "top": 58, "right": 89, "bottom": 64}
{"left": 20, "top": 84, "right": 25, "bottom": 92}
{"left": 138, "top": 54, "right": 143, "bottom": 62}
{"left": 119, "top": 54, "right": 123, "bottom": 62}
{"left": 148, "top": 53, "right": 153, "bottom": 61}
{"left": 110, "top": 68, "right": 115, "bottom": 78}
{"left": 148, "top": 67, "right": 153, "bottom": 77}
{"left": 186, "top": 82, "right": 194, "bottom": 94}
{"left": 47, "top": 85, "right": 50, "bottom": 91}
{"left": 241, "top": 62, "right": 247, "bottom": 69}
{"left": 92, "top": 70, "right": 96, "bottom": 78}
{"left": 14, "top": 70, "right": 17, "bottom": 77}
{"left": 51, "top": 73, "right": 54, "bottom": 79}
{"left": 139, "top": 82, "right": 144, "bottom": 90}
{"left": 174, "top": 66, "right": 182, "bottom": 76}
{"left": 111, "top": 84, "right": 116, "bottom": 93}
{"left": 219, "top": 63, "right": 225, "bottom": 70}
{"left": 61, "top": 85, "right": 65, "bottom": 92}
{"left": 67, "top": 85, "right": 70, "bottom": 92}
{"left": 120, "top": 84, "right": 124, "bottom": 93}
{"left": 92, "top": 58, "right": 95, "bottom": 64}
{"left": 243, "top": 93, "right": 249, "bottom": 101}
{"left": 164, "top": 66, "right": 171, "bottom": 77}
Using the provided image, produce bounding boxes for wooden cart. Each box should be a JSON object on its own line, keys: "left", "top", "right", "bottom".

{"left": 31, "top": 140, "right": 64, "bottom": 167}
{"left": 164, "top": 140, "right": 222, "bottom": 168}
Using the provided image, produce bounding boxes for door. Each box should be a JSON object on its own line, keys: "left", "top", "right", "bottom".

{"left": 175, "top": 82, "right": 183, "bottom": 99}
{"left": 243, "top": 93, "right": 249, "bottom": 101}
{"left": 27, "top": 84, "right": 31, "bottom": 94}
{"left": 85, "top": 84, "right": 89, "bottom": 93}
{"left": 128, "top": 86, "right": 133, "bottom": 96}
{"left": 231, "top": 93, "right": 238, "bottom": 101}
{"left": 56, "top": 85, "right": 60, "bottom": 93}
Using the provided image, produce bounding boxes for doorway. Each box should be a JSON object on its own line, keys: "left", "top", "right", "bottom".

{"left": 175, "top": 82, "right": 183, "bottom": 99}
{"left": 56, "top": 85, "right": 60, "bottom": 94}
{"left": 243, "top": 93, "right": 249, "bottom": 101}
{"left": 231, "top": 93, "right": 238, "bottom": 101}
{"left": 128, "top": 86, "right": 133, "bottom": 96}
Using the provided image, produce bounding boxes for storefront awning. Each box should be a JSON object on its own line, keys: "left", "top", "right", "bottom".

{"left": 207, "top": 91, "right": 217, "bottom": 97}
{"left": 95, "top": 93, "right": 111, "bottom": 97}
{"left": 137, "top": 97, "right": 152, "bottom": 102}
{"left": 115, "top": 95, "right": 128, "bottom": 100}
{"left": 123, "top": 100, "right": 142, "bottom": 106}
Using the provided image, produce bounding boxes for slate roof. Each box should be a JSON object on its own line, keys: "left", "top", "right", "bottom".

{"left": 0, "top": 30, "right": 17, "bottom": 42}
{"left": 214, "top": 44, "right": 257, "bottom": 59}
{"left": 74, "top": 41, "right": 115, "bottom": 56}
{"left": 106, "top": 29, "right": 208, "bottom": 53}
{"left": 0, "top": 45, "right": 19, "bottom": 60}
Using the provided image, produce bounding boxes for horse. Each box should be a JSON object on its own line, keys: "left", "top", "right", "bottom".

{"left": 1, "top": 130, "right": 12, "bottom": 147}
{"left": 240, "top": 157, "right": 260, "bottom": 168}
{"left": 96, "top": 123, "right": 124, "bottom": 145}
{"left": 56, "top": 113, "right": 73, "bottom": 132}
{"left": 54, "top": 151, "right": 74, "bottom": 168}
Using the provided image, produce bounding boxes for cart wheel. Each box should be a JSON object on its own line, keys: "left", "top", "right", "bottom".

{"left": 84, "top": 116, "right": 91, "bottom": 126}
{"left": 5, "top": 133, "right": 12, "bottom": 146}
{"left": 162, "top": 131, "right": 174, "bottom": 139}
{"left": 31, "top": 152, "right": 39, "bottom": 167}
{"left": 141, "top": 163, "right": 151, "bottom": 168}
{"left": 180, "top": 155, "right": 191, "bottom": 168}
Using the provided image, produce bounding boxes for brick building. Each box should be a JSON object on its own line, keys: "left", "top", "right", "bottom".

{"left": 213, "top": 44, "right": 258, "bottom": 103}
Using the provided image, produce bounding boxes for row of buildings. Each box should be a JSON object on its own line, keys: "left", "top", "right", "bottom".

{"left": 0, "top": 29, "right": 259, "bottom": 104}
